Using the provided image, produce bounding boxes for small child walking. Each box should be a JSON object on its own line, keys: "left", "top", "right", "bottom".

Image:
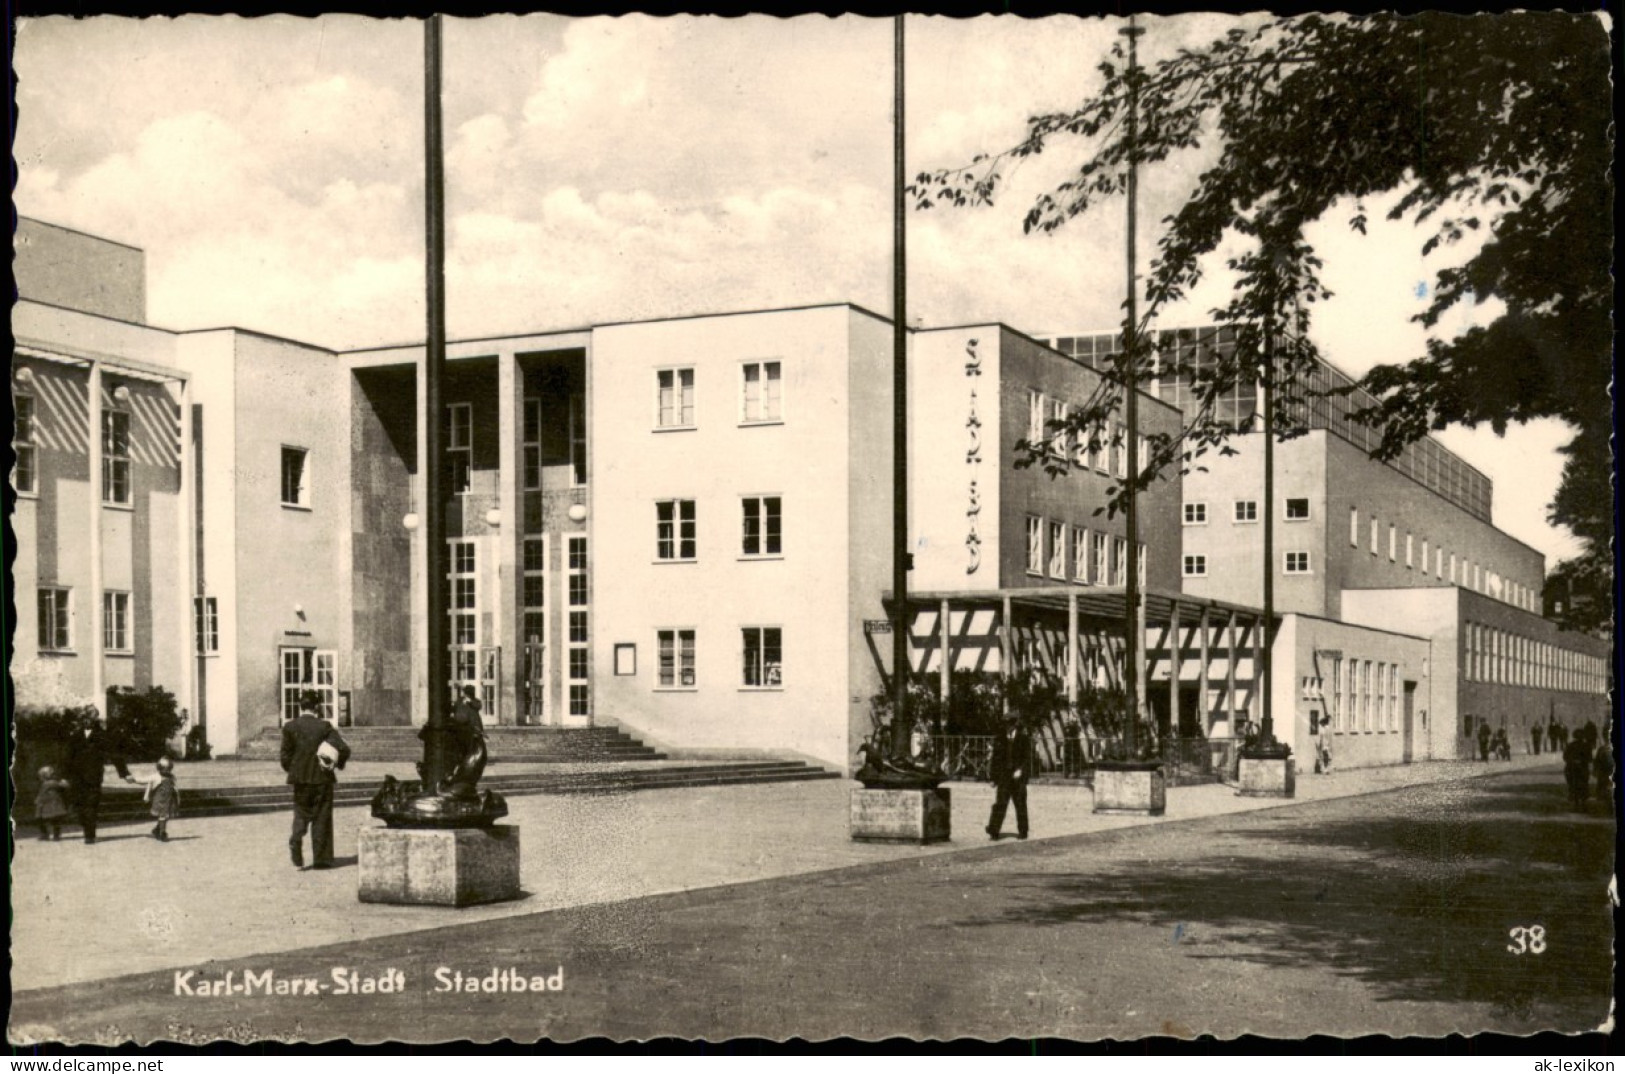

{"left": 34, "top": 765, "right": 71, "bottom": 841}
{"left": 143, "top": 757, "right": 180, "bottom": 841}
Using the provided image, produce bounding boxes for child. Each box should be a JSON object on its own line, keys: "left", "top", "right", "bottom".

{"left": 34, "top": 765, "right": 70, "bottom": 841}
{"left": 142, "top": 757, "right": 180, "bottom": 841}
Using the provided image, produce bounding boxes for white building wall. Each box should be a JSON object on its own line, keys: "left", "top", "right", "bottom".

{"left": 590, "top": 306, "right": 866, "bottom": 767}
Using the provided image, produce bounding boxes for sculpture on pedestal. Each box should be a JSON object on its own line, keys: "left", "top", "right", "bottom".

{"left": 372, "top": 685, "right": 507, "bottom": 828}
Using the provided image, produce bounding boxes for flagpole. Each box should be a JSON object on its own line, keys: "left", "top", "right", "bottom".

{"left": 889, "top": 13, "right": 912, "bottom": 759}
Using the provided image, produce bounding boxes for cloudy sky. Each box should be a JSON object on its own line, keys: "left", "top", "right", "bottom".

{"left": 14, "top": 14, "right": 1588, "bottom": 564}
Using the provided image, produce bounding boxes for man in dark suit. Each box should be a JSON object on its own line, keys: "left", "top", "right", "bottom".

{"left": 280, "top": 690, "right": 351, "bottom": 869}
{"left": 64, "top": 711, "right": 136, "bottom": 844}
{"left": 986, "top": 717, "right": 1033, "bottom": 841}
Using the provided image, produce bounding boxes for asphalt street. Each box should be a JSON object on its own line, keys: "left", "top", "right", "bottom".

{"left": 9, "top": 765, "right": 1614, "bottom": 1044}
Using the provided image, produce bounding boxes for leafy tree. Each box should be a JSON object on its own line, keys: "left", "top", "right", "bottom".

{"left": 911, "top": 12, "right": 1612, "bottom": 618}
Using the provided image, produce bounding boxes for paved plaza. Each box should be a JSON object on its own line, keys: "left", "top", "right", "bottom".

{"left": 10, "top": 756, "right": 1612, "bottom": 1043}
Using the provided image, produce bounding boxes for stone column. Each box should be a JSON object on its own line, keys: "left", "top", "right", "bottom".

{"left": 495, "top": 350, "right": 524, "bottom": 725}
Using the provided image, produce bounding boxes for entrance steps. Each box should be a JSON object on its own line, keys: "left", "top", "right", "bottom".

{"left": 237, "top": 725, "right": 665, "bottom": 764}
{"left": 93, "top": 760, "right": 840, "bottom": 826}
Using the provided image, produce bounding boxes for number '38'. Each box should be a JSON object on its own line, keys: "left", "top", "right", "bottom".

{"left": 1507, "top": 925, "right": 1547, "bottom": 955}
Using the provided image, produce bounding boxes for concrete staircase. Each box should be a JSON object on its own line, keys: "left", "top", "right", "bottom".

{"left": 237, "top": 725, "right": 665, "bottom": 764}
{"left": 93, "top": 759, "right": 840, "bottom": 826}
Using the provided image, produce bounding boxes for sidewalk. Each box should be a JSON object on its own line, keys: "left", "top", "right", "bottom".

{"left": 10, "top": 752, "right": 1559, "bottom": 993}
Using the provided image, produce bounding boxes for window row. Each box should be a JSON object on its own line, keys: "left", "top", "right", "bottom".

{"left": 1024, "top": 516, "right": 1143, "bottom": 587}
{"left": 1463, "top": 622, "right": 1607, "bottom": 694}
{"left": 11, "top": 395, "right": 136, "bottom": 505}
{"left": 1348, "top": 507, "right": 1538, "bottom": 612}
{"left": 655, "top": 496, "right": 783, "bottom": 561}
{"left": 1026, "top": 390, "right": 1148, "bottom": 481}
{"left": 655, "top": 360, "right": 782, "bottom": 430}
{"left": 648, "top": 626, "right": 784, "bottom": 689}
{"left": 1323, "top": 657, "right": 1403, "bottom": 734}
{"left": 36, "top": 587, "right": 135, "bottom": 653}
{"left": 1184, "top": 552, "right": 1313, "bottom": 577}
{"left": 1183, "top": 498, "right": 1305, "bottom": 525}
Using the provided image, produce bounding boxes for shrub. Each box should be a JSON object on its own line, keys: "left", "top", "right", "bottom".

{"left": 105, "top": 686, "right": 185, "bottom": 762}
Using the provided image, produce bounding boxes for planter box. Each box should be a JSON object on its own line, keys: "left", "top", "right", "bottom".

{"left": 1092, "top": 763, "right": 1166, "bottom": 815}
{"left": 1237, "top": 755, "right": 1296, "bottom": 798}
{"left": 849, "top": 787, "right": 951, "bottom": 844}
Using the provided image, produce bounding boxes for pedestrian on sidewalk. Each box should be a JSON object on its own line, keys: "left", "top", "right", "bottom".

{"left": 1477, "top": 721, "right": 1491, "bottom": 762}
{"left": 63, "top": 711, "right": 137, "bottom": 844}
{"left": 986, "top": 717, "right": 1032, "bottom": 841}
{"left": 281, "top": 691, "right": 351, "bottom": 869}
{"left": 141, "top": 757, "right": 180, "bottom": 841}
{"left": 34, "top": 765, "right": 71, "bottom": 841}
{"left": 1530, "top": 723, "right": 1542, "bottom": 755}
{"left": 1592, "top": 737, "right": 1614, "bottom": 815}
{"left": 1562, "top": 734, "right": 1591, "bottom": 811}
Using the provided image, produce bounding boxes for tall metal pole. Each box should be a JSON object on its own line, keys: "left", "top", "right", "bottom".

{"left": 1260, "top": 313, "right": 1276, "bottom": 745}
{"left": 890, "top": 14, "right": 911, "bottom": 758}
{"left": 1121, "top": 16, "right": 1145, "bottom": 756}
{"left": 422, "top": 14, "right": 455, "bottom": 789}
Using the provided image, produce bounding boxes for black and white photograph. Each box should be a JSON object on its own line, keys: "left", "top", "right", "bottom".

{"left": 5, "top": 9, "right": 1615, "bottom": 1048}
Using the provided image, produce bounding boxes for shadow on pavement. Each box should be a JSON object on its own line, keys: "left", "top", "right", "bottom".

{"left": 954, "top": 771, "right": 1613, "bottom": 1029}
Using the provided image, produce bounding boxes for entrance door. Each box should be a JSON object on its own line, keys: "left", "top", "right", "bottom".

{"left": 1402, "top": 680, "right": 1417, "bottom": 763}
{"left": 523, "top": 641, "right": 547, "bottom": 726}
{"left": 280, "top": 647, "right": 336, "bottom": 724}
{"left": 480, "top": 646, "right": 502, "bottom": 726}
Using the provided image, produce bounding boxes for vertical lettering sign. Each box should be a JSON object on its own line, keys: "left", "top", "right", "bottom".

{"left": 965, "top": 338, "right": 982, "bottom": 574}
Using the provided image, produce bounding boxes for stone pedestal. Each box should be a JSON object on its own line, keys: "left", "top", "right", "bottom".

{"left": 1237, "top": 755, "right": 1296, "bottom": 798}
{"left": 358, "top": 824, "right": 521, "bottom": 907}
{"left": 1092, "top": 763, "right": 1166, "bottom": 815}
{"left": 849, "top": 787, "right": 951, "bottom": 844}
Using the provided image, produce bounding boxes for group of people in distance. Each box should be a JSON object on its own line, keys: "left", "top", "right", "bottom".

{"left": 1560, "top": 722, "right": 1613, "bottom": 814}
{"left": 32, "top": 714, "right": 177, "bottom": 844}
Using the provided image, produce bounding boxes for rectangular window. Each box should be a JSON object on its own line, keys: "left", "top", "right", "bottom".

{"left": 1420, "top": 539, "right": 1430, "bottom": 575}
{"left": 1072, "top": 526, "right": 1088, "bottom": 583}
{"left": 1405, "top": 533, "right": 1414, "bottom": 568}
{"left": 1183, "top": 502, "right": 1207, "bottom": 525}
{"left": 658, "top": 629, "right": 696, "bottom": 688}
{"left": 741, "top": 361, "right": 782, "bottom": 423}
{"left": 1284, "top": 497, "right": 1310, "bottom": 521}
{"left": 1370, "top": 518, "right": 1379, "bottom": 555}
{"left": 522, "top": 398, "right": 543, "bottom": 490}
{"left": 1112, "top": 537, "right": 1127, "bottom": 586}
{"left": 1350, "top": 507, "right": 1359, "bottom": 546}
{"left": 569, "top": 393, "right": 587, "bottom": 487}
{"left": 194, "top": 596, "right": 219, "bottom": 655}
{"left": 1389, "top": 665, "right": 1399, "bottom": 731}
{"left": 1330, "top": 657, "right": 1343, "bottom": 731}
{"left": 657, "top": 367, "right": 696, "bottom": 429}
{"left": 1388, "top": 524, "right": 1397, "bottom": 561}
{"left": 741, "top": 496, "right": 782, "bottom": 557}
{"left": 1138, "top": 543, "right": 1146, "bottom": 589}
{"left": 1090, "top": 531, "right": 1107, "bottom": 585}
{"left": 1112, "top": 423, "right": 1127, "bottom": 479}
{"left": 448, "top": 540, "right": 478, "bottom": 680}
{"left": 102, "top": 409, "right": 131, "bottom": 505}
{"left": 1088, "top": 423, "right": 1107, "bottom": 472}
{"left": 1284, "top": 551, "right": 1311, "bottom": 574}
{"left": 1048, "top": 521, "right": 1066, "bottom": 579}
{"left": 446, "top": 403, "right": 472, "bottom": 494}
{"left": 103, "top": 591, "right": 131, "bottom": 652}
{"left": 1026, "top": 516, "right": 1043, "bottom": 575}
{"left": 1048, "top": 398, "right": 1068, "bottom": 458}
{"left": 1361, "top": 661, "right": 1372, "bottom": 731}
{"left": 281, "top": 446, "right": 310, "bottom": 508}
{"left": 522, "top": 536, "right": 546, "bottom": 646}
{"left": 1183, "top": 555, "right": 1207, "bottom": 577}
{"left": 567, "top": 536, "right": 589, "bottom": 717}
{"left": 38, "top": 586, "right": 71, "bottom": 651}
{"left": 657, "top": 499, "right": 698, "bottom": 561}
{"left": 14, "top": 392, "right": 36, "bottom": 495}
{"left": 1027, "top": 390, "right": 1045, "bottom": 444}
{"left": 1236, "top": 500, "right": 1258, "bottom": 524}
{"left": 742, "top": 626, "right": 783, "bottom": 688}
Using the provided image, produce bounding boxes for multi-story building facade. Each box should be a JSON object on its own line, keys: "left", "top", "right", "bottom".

{"left": 11, "top": 220, "right": 1607, "bottom": 774}
{"left": 1042, "top": 326, "right": 1611, "bottom": 762}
